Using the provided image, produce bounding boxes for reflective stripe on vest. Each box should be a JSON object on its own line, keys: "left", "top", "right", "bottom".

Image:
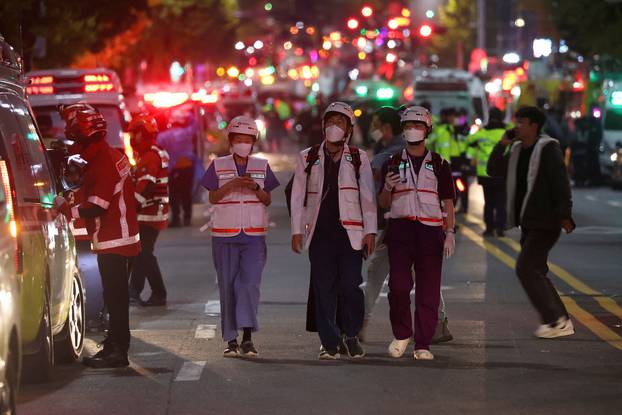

{"left": 388, "top": 150, "right": 443, "bottom": 226}
{"left": 210, "top": 155, "right": 269, "bottom": 237}
{"left": 137, "top": 146, "right": 170, "bottom": 225}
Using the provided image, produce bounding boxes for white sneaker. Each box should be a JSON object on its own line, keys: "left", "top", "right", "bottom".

{"left": 534, "top": 317, "right": 575, "bottom": 339}
{"left": 414, "top": 349, "right": 434, "bottom": 360}
{"left": 388, "top": 338, "right": 410, "bottom": 358}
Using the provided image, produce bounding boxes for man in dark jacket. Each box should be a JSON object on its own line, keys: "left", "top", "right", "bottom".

{"left": 487, "top": 106, "right": 576, "bottom": 339}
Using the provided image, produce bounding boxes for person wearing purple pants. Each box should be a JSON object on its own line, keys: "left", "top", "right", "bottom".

{"left": 378, "top": 107, "right": 456, "bottom": 360}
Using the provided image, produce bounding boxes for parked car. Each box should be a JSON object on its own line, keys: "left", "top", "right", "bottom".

{"left": 0, "top": 37, "right": 85, "bottom": 383}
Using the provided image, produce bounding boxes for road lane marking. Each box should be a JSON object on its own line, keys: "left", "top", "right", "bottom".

{"left": 465, "top": 214, "right": 622, "bottom": 321}
{"left": 460, "top": 222, "right": 622, "bottom": 352}
{"left": 195, "top": 324, "right": 217, "bottom": 339}
{"left": 204, "top": 300, "right": 220, "bottom": 315}
{"left": 175, "top": 361, "right": 206, "bottom": 382}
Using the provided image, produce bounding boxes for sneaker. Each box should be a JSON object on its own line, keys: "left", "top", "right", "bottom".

{"left": 432, "top": 318, "right": 454, "bottom": 344}
{"left": 344, "top": 336, "right": 365, "bottom": 358}
{"left": 129, "top": 292, "right": 142, "bottom": 306}
{"left": 534, "top": 317, "right": 575, "bottom": 339}
{"left": 318, "top": 346, "right": 340, "bottom": 360}
{"left": 496, "top": 229, "right": 506, "bottom": 237}
{"left": 223, "top": 341, "right": 239, "bottom": 357}
{"left": 338, "top": 335, "right": 348, "bottom": 355}
{"left": 414, "top": 349, "right": 434, "bottom": 360}
{"left": 358, "top": 318, "right": 370, "bottom": 343}
{"left": 388, "top": 338, "right": 410, "bottom": 358}
{"left": 83, "top": 346, "right": 129, "bottom": 368}
{"left": 240, "top": 340, "right": 258, "bottom": 357}
{"left": 482, "top": 229, "right": 494, "bottom": 237}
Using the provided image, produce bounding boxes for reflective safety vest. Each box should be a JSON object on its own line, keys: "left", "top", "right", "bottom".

{"left": 67, "top": 187, "right": 89, "bottom": 241}
{"left": 388, "top": 150, "right": 443, "bottom": 227}
{"left": 135, "top": 145, "right": 170, "bottom": 229}
{"left": 210, "top": 155, "right": 269, "bottom": 237}
{"left": 467, "top": 128, "right": 505, "bottom": 177}
{"left": 429, "top": 124, "right": 462, "bottom": 160}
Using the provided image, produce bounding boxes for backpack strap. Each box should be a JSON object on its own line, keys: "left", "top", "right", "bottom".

{"left": 349, "top": 146, "right": 362, "bottom": 181}
{"left": 303, "top": 144, "right": 321, "bottom": 207}
{"left": 431, "top": 151, "right": 443, "bottom": 179}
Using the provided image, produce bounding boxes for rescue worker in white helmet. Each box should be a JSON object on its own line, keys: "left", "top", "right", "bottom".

{"left": 200, "top": 115, "right": 280, "bottom": 358}
{"left": 378, "top": 106, "right": 456, "bottom": 361}
{"left": 290, "top": 102, "right": 377, "bottom": 360}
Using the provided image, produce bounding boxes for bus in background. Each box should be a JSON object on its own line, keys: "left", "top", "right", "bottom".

{"left": 25, "top": 68, "right": 134, "bottom": 164}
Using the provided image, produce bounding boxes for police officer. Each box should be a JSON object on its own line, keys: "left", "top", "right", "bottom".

{"left": 128, "top": 114, "right": 170, "bottom": 307}
{"left": 467, "top": 107, "right": 507, "bottom": 236}
{"left": 54, "top": 107, "right": 140, "bottom": 368}
{"left": 201, "top": 116, "right": 280, "bottom": 357}
{"left": 291, "top": 102, "right": 377, "bottom": 360}
{"left": 378, "top": 107, "right": 456, "bottom": 361}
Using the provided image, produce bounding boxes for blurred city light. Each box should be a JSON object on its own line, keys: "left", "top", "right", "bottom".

{"left": 254, "top": 40, "right": 264, "bottom": 49}
{"left": 227, "top": 66, "right": 240, "bottom": 78}
{"left": 235, "top": 41, "right": 245, "bottom": 50}
{"left": 347, "top": 18, "right": 360, "bottom": 30}
{"left": 361, "top": 6, "right": 373, "bottom": 17}
{"left": 264, "top": 2, "right": 272, "bottom": 11}
{"left": 402, "top": 8, "right": 411, "bottom": 17}
{"left": 425, "top": 10, "right": 435, "bottom": 19}
{"left": 376, "top": 87, "right": 395, "bottom": 100}
{"left": 533, "top": 38, "right": 552, "bottom": 58}
{"left": 502, "top": 52, "right": 521, "bottom": 64}
{"left": 283, "top": 41, "right": 293, "bottom": 50}
{"left": 355, "top": 85, "right": 368, "bottom": 96}
{"left": 515, "top": 18, "right": 525, "bottom": 27}
{"left": 419, "top": 24, "right": 433, "bottom": 38}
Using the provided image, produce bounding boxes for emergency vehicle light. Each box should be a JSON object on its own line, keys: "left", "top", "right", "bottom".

{"left": 611, "top": 91, "right": 622, "bottom": 107}
{"left": 26, "top": 86, "right": 54, "bottom": 95}
{"left": 143, "top": 91, "right": 189, "bottom": 108}
{"left": 455, "top": 178, "right": 466, "bottom": 193}
{"left": 30, "top": 76, "right": 54, "bottom": 85}
{"left": 84, "top": 83, "right": 115, "bottom": 93}
{"left": 84, "top": 74, "right": 111, "bottom": 83}
{"left": 376, "top": 87, "right": 395, "bottom": 100}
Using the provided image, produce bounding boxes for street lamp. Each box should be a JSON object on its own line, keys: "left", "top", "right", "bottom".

{"left": 347, "top": 18, "right": 359, "bottom": 30}
{"left": 515, "top": 18, "right": 525, "bottom": 28}
{"left": 419, "top": 24, "right": 433, "bottom": 38}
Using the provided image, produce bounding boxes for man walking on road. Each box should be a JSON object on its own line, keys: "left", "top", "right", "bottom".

{"left": 378, "top": 106, "right": 456, "bottom": 361}
{"left": 488, "top": 106, "right": 576, "bottom": 338}
{"left": 291, "top": 102, "right": 377, "bottom": 360}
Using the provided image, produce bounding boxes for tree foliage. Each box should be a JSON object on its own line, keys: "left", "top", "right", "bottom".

{"left": 547, "top": 0, "right": 622, "bottom": 59}
{"left": 429, "top": 0, "right": 477, "bottom": 68}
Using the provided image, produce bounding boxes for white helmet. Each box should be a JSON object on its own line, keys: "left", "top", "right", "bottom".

{"left": 227, "top": 115, "right": 259, "bottom": 139}
{"left": 322, "top": 101, "right": 355, "bottom": 126}
{"left": 401, "top": 106, "right": 433, "bottom": 129}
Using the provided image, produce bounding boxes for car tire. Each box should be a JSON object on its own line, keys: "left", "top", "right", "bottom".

{"left": 0, "top": 334, "right": 18, "bottom": 415}
{"left": 22, "top": 289, "right": 54, "bottom": 383}
{"left": 55, "top": 273, "right": 85, "bottom": 363}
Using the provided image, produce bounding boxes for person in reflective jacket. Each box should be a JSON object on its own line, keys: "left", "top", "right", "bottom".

{"left": 201, "top": 116, "right": 280, "bottom": 358}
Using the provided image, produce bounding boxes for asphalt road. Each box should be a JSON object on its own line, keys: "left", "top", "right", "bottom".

{"left": 17, "top": 146, "right": 622, "bottom": 415}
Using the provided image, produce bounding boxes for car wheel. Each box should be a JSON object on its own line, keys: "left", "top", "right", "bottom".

{"left": 55, "top": 273, "right": 85, "bottom": 363}
{"left": 0, "top": 336, "right": 18, "bottom": 415}
{"left": 22, "top": 289, "right": 54, "bottom": 383}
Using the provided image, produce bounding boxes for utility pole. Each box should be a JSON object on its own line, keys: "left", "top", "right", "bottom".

{"left": 477, "top": 0, "right": 486, "bottom": 51}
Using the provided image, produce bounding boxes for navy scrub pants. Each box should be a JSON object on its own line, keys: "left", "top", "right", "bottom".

{"left": 308, "top": 229, "right": 364, "bottom": 351}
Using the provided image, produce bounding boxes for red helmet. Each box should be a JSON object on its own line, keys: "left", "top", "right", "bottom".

{"left": 128, "top": 113, "right": 159, "bottom": 137}
{"left": 65, "top": 108, "right": 107, "bottom": 145}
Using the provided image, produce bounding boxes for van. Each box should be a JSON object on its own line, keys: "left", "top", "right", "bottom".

{"left": 601, "top": 80, "right": 622, "bottom": 178}
{"left": 0, "top": 44, "right": 85, "bottom": 382}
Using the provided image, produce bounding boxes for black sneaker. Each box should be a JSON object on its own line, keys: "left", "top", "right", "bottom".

{"left": 223, "top": 341, "right": 239, "bottom": 357}
{"left": 240, "top": 340, "right": 258, "bottom": 357}
{"left": 344, "top": 336, "right": 365, "bottom": 358}
{"left": 141, "top": 295, "right": 167, "bottom": 307}
{"left": 83, "top": 346, "right": 129, "bottom": 368}
{"left": 338, "top": 335, "right": 348, "bottom": 355}
{"left": 432, "top": 317, "right": 454, "bottom": 344}
{"left": 482, "top": 229, "right": 494, "bottom": 237}
{"left": 496, "top": 229, "right": 506, "bottom": 237}
{"left": 318, "top": 346, "right": 339, "bottom": 360}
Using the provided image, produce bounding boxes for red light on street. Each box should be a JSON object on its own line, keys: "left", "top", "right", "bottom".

{"left": 388, "top": 19, "right": 399, "bottom": 30}
{"left": 30, "top": 76, "right": 54, "bottom": 84}
{"left": 419, "top": 24, "right": 433, "bottom": 37}
{"left": 347, "top": 18, "right": 360, "bottom": 30}
{"left": 84, "top": 83, "right": 115, "bottom": 93}
{"left": 84, "top": 74, "right": 111, "bottom": 83}
{"left": 26, "top": 86, "right": 54, "bottom": 95}
{"left": 361, "top": 6, "right": 373, "bottom": 17}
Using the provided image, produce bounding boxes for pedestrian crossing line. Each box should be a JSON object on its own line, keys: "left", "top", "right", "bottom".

{"left": 195, "top": 324, "right": 217, "bottom": 339}
{"left": 175, "top": 361, "right": 207, "bottom": 382}
{"left": 204, "top": 300, "right": 220, "bottom": 315}
{"left": 460, "top": 223, "right": 622, "bottom": 353}
{"left": 464, "top": 214, "right": 622, "bottom": 321}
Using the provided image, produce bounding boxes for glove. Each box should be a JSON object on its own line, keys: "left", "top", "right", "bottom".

{"left": 384, "top": 172, "right": 401, "bottom": 191}
{"left": 53, "top": 195, "right": 72, "bottom": 218}
{"left": 444, "top": 232, "right": 455, "bottom": 259}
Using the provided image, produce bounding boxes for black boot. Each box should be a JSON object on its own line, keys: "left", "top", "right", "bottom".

{"left": 141, "top": 294, "right": 166, "bottom": 307}
{"left": 83, "top": 344, "right": 129, "bottom": 368}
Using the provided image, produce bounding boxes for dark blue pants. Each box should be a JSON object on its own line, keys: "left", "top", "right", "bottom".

{"left": 480, "top": 177, "right": 506, "bottom": 232}
{"left": 309, "top": 230, "right": 364, "bottom": 351}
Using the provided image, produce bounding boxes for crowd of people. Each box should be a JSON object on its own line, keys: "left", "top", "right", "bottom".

{"left": 49, "top": 96, "right": 576, "bottom": 367}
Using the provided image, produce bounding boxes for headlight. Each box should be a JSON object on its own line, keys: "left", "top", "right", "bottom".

{"left": 611, "top": 152, "right": 619, "bottom": 163}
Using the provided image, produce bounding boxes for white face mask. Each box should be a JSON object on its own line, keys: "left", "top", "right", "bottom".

{"left": 370, "top": 128, "right": 383, "bottom": 142}
{"left": 404, "top": 129, "right": 426, "bottom": 143}
{"left": 231, "top": 142, "right": 253, "bottom": 158}
{"left": 325, "top": 125, "right": 346, "bottom": 143}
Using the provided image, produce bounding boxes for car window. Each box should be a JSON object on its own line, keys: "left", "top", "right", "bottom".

{"left": 6, "top": 95, "right": 56, "bottom": 206}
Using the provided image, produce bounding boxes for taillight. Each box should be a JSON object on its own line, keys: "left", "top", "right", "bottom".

{"left": 84, "top": 74, "right": 111, "bottom": 82}
{"left": 26, "top": 86, "right": 54, "bottom": 95}
{"left": 30, "top": 76, "right": 54, "bottom": 84}
{"left": 84, "top": 83, "right": 115, "bottom": 93}
{"left": 0, "top": 160, "right": 21, "bottom": 273}
{"left": 455, "top": 177, "right": 466, "bottom": 192}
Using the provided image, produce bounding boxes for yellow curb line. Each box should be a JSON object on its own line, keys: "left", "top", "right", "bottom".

{"left": 460, "top": 222, "right": 622, "bottom": 352}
